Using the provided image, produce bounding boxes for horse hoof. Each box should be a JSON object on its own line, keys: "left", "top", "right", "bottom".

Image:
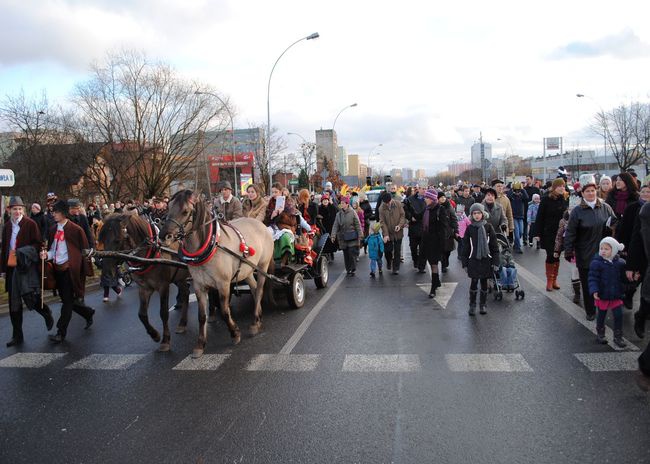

{"left": 191, "top": 348, "right": 204, "bottom": 359}
{"left": 150, "top": 332, "right": 161, "bottom": 343}
{"left": 175, "top": 325, "right": 187, "bottom": 334}
{"left": 249, "top": 324, "right": 262, "bottom": 336}
{"left": 232, "top": 335, "right": 241, "bottom": 345}
{"left": 207, "top": 315, "right": 218, "bottom": 323}
{"left": 158, "top": 343, "right": 171, "bottom": 352}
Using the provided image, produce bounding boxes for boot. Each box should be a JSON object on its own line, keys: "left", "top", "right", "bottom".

{"left": 634, "top": 311, "right": 646, "bottom": 339}
{"left": 479, "top": 290, "right": 488, "bottom": 314}
{"left": 613, "top": 330, "right": 627, "bottom": 348}
{"left": 571, "top": 279, "right": 581, "bottom": 304}
{"left": 429, "top": 273, "right": 440, "bottom": 298}
{"left": 35, "top": 303, "right": 54, "bottom": 331}
{"left": 6, "top": 311, "right": 24, "bottom": 347}
{"left": 468, "top": 290, "right": 477, "bottom": 316}
{"left": 552, "top": 262, "right": 561, "bottom": 290}
{"left": 545, "top": 263, "right": 554, "bottom": 292}
{"left": 596, "top": 326, "right": 608, "bottom": 344}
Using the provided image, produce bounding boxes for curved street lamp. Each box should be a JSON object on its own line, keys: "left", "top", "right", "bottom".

{"left": 195, "top": 90, "right": 236, "bottom": 196}
{"left": 266, "top": 32, "right": 319, "bottom": 190}
{"left": 332, "top": 103, "right": 358, "bottom": 131}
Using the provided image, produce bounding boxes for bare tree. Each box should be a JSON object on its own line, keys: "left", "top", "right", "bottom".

{"left": 592, "top": 103, "right": 644, "bottom": 171}
{"left": 633, "top": 102, "right": 650, "bottom": 170}
{"left": 247, "top": 122, "right": 286, "bottom": 194}
{"left": 73, "top": 50, "right": 226, "bottom": 200}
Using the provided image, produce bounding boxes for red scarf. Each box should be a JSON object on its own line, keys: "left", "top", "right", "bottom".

{"left": 614, "top": 190, "right": 629, "bottom": 216}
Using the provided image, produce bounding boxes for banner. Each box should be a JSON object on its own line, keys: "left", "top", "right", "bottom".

{"left": 240, "top": 174, "right": 252, "bottom": 195}
{"left": 545, "top": 137, "right": 561, "bottom": 150}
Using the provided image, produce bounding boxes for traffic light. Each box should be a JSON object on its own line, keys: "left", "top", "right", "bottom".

{"left": 384, "top": 175, "right": 392, "bottom": 184}
{"left": 366, "top": 176, "right": 372, "bottom": 187}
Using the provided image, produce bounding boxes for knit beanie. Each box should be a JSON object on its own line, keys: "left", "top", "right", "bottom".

{"left": 600, "top": 237, "right": 624, "bottom": 255}
{"left": 469, "top": 202, "right": 487, "bottom": 220}
{"left": 424, "top": 189, "right": 438, "bottom": 201}
{"left": 340, "top": 196, "right": 350, "bottom": 205}
{"left": 532, "top": 193, "right": 540, "bottom": 202}
{"left": 599, "top": 175, "right": 611, "bottom": 185}
{"left": 551, "top": 178, "right": 566, "bottom": 189}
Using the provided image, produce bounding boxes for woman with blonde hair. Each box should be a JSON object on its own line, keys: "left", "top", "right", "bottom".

{"left": 242, "top": 184, "right": 268, "bottom": 222}
{"left": 297, "top": 188, "right": 317, "bottom": 226}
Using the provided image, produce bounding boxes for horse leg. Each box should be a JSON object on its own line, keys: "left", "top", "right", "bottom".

{"left": 247, "top": 274, "right": 264, "bottom": 336}
{"left": 192, "top": 288, "right": 209, "bottom": 358}
{"left": 138, "top": 287, "right": 160, "bottom": 343}
{"left": 216, "top": 280, "right": 240, "bottom": 345}
{"left": 175, "top": 279, "right": 190, "bottom": 334}
{"left": 158, "top": 285, "right": 171, "bottom": 352}
{"left": 208, "top": 288, "right": 220, "bottom": 323}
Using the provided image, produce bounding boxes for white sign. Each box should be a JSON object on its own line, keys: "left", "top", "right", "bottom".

{"left": 0, "top": 169, "right": 15, "bottom": 187}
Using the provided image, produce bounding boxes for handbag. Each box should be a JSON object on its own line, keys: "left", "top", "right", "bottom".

{"left": 7, "top": 250, "right": 17, "bottom": 268}
{"left": 343, "top": 230, "right": 359, "bottom": 241}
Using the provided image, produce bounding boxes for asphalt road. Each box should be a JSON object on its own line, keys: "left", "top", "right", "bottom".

{"left": 1, "top": 242, "right": 649, "bottom": 464}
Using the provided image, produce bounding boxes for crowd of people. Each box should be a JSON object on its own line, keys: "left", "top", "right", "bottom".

{"left": 2, "top": 168, "right": 650, "bottom": 390}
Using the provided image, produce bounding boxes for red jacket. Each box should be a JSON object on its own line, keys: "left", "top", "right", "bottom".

{"left": 1, "top": 216, "right": 42, "bottom": 274}
{"left": 47, "top": 220, "right": 90, "bottom": 298}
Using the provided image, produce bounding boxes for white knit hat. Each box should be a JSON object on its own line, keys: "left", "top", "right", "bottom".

{"left": 600, "top": 236, "right": 624, "bottom": 255}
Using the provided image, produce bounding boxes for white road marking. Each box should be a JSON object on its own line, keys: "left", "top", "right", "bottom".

{"left": 169, "top": 293, "right": 197, "bottom": 312}
{"left": 574, "top": 352, "right": 640, "bottom": 372}
{"left": 0, "top": 352, "right": 67, "bottom": 368}
{"left": 65, "top": 354, "right": 146, "bottom": 370}
{"left": 173, "top": 354, "right": 230, "bottom": 371}
{"left": 417, "top": 282, "right": 458, "bottom": 309}
{"left": 445, "top": 354, "right": 534, "bottom": 372}
{"left": 279, "top": 271, "right": 347, "bottom": 354}
{"left": 516, "top": 264, "right": 638, "bottom": 352}
{"left": 245, "top": 354, "right": 320, "bottom": 371}
{"left": 342, "top": 354, "right": 421, "bottom": 372}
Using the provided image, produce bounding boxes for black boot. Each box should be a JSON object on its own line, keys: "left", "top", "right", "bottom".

{"left": 429, "top": 273, "right": 439, "bottom": 298}
{"left": 468, "top": 290, "right": 477, "bottom": 316}
{"left": 35, "top": 303, "right": 54, "bottom": 331}
{"left": 571, "top": 279, "right": 581, "bottom": 304}
{"left": 6, "top": 311, "right": 24, "bottom": 347}
{"left": 613, "top": 330, "right": 627, "bottom": 348}
{"left": 596, "top": 326, "right": 608, "bottom": 344}
{"left": 634, "top": 311, "right": 646, "bottom": 339}
{"left": 479, "top": 290, "right": 488, "bottom": 314}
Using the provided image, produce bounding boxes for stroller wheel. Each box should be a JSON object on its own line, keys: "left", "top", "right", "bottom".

{"left": 494, "top": 291, "right": 503, "bottom": 301}
{"left": 519, "top": 290, "right": 525, "bottom": 299}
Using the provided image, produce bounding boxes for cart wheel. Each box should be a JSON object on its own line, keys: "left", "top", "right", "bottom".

{"left": 314, "top": 257, "right": 329, "bottom": 289}
{"left": 287, "top": 272, "right": 305, "bottom": 309}
{"left": 122, "top": 272, "right": 133, "bottom": 287}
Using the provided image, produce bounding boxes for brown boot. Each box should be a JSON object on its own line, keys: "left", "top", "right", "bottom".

{"left": 552, "top": 262, "right": 561, "bottom": 290}
{"left": 545, "top": 263, "right": 554, "bottom": 292}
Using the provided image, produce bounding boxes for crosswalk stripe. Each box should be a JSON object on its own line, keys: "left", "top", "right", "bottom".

{"left": 245, "top": 354, "right": 320, "bottom": 372}
{"left": 342, "top": 354, "right": 421, "bottom": 372}
{"left": 0, "top": 352, "right": 67, "bottom": 368}
{"left": 574, "top": 352, "right": 640, "bottom": 372}
{"left": 416, "top": 282, "right": 458, "bottom": 309}
{"left": 445, "top": 354, "right": 534, "bottom": 372}
{"left": 65, "top": 354, "right": 147, "bottom": 370}
{"left": 173, "top": 354, "right": 230, "bottom": 371}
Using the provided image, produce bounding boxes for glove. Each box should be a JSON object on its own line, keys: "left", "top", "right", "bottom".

{"left": 564, "top": 251, "right": 574, "bottom": 262}
{"left": 500, "top": 224, "right": 508, "bottom": 233}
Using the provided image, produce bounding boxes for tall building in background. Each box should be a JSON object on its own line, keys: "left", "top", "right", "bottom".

{"left": 348, "top": 154, "right": 360, "bottom": 178}
{"left": 471, "top": 142, "right": 492, "bottom": 168}
{"left": 359, "top": 163, "right": 368, "bottom": 180}
{"left": 415, "top": 169, "right": 427, "bottom": 180}
{"left": 401, "top": 167, "right": 413, "bottom": 181}
{"left": 336, "top": 146, "right": 348, "bottom": 175}
{"left": 315, "top": 129, "right": 337, "bottom": 172}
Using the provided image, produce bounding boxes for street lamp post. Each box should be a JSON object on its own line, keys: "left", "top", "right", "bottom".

{"left": 266, "top": 32, "right": 319, "bottom": 191}
{"left": 332, "top": 103, "right": 357, "bottom": 131}
{"left": 195, "top": 91, "right": 236, "bottom": 196}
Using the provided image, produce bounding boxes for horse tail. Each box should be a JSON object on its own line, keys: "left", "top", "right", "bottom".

{"left": 262, "top": 257, "right": 277, "bottom": 309}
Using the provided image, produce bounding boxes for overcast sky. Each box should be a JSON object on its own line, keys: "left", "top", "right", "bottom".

{"left": 2, "top": 0, "right": 650, "bottom": 173}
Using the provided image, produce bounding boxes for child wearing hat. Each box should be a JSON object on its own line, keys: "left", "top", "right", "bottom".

{"left": 526, "top": 193, "right": 541, "bottom": 248}
{"left": 365, "top": 222, "right": 385, "bottom": 277}
{"left": 588, "top": 237, "right": 628, "bottom": 346}
{"left": 460, "top": 203, "right": 500, "bottom": 315}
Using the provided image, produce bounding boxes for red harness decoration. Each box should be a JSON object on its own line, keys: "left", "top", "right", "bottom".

{"left": 128, "top": 222, "right": 161, "bottom": 275}
{"left": 180, "top": 220, "right": 218, "bottom": 266}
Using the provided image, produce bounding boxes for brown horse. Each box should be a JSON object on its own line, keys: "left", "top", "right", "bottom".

{"left": 160, "top": 190, "right": 274, "bottom": 358}
{"left": 98, "top": 213, "right": 191, "bottom": 352}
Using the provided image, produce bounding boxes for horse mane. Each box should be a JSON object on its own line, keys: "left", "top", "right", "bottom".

{"left": 125, "top": 213, "right": 153, "bottom": 241}
{"left": 97, "top": 213, "right": 123, "bottom": 244}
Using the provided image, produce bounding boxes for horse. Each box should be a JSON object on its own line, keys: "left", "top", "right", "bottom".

{"left": 98, "top": 213, "right": 191, "bottom": 352}
{"left": 160, "top": 190, "right": 274, "bottom": 358}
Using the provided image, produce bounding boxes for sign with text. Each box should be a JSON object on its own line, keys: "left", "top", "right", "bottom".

{"left": 545, "top": 137, "right": 561, "bottom": 150}
{"left": 0, "top": 169, "right": 15, "bottom": 187}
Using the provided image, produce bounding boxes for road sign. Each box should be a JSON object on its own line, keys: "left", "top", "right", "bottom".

{"left": 0, "top": 169, "right": 15, "bottom": 187}
{"left": 288, "top": 179, "right": 299, "bottom": 186}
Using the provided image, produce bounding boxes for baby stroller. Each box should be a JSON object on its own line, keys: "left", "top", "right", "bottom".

{"left": 491, "top": 233, "right": 525, "bottom": 301}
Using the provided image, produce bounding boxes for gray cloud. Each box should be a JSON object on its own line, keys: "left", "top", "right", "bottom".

{"left": 549, "top": 28, "right": 650, "bottom": 60}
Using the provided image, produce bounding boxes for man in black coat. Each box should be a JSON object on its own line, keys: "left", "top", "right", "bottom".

{"left": 68, "top": 198, "right": 95, "bottom": 249}
{"left": 403, "top": 187, "right": 426, "bottom": 271}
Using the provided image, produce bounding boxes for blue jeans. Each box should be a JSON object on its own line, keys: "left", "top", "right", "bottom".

{"left": 513, "top": 218, "right": 524, "bottom": 250}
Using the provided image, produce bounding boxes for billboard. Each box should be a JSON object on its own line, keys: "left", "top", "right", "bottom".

{"left": 546, "top": 137, "right": 561, "bottom": 150}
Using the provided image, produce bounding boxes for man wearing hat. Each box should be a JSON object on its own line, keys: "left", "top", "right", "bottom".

{"left": 1, "top": 196, "right": 53, "bottom": 347}
{"left": 68, "top": 198, "right": 95, "bottom": 250}
{"left": 491, "top": 179, "right": 513, "bottom": 235}
{"left": 378, "top": 191, "right": 408, "bottom": 274}
{"left": 481, "top": 188, "right": 508, "bottom": 234}
{"left": 214, "top": 181, "right": 243, "bottom": 221}
{"left": 40, "top": 200, "right": 95, "bottom": 343}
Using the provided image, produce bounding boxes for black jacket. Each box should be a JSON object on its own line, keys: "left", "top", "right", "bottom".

{"left": 627, "top": 203, "right": 650, "bottom": 302}
{"left": 460, "top": 222, "right": 500, "bottom": 279}
{"left": 420, "top": 204, "right": 449, "bottom": 263}
{"left": 565, "top": 198, "right": 616, "bottom": 269}
{"left": 70, "top": 213, "right": 95, "bottom": 249}
{"left": 535, "top": 193, "right": 567, "bottom": 252}
{"left": 403, "top": 195, "right": 426, "bottom": 238}
{"left": 615, "top": 200, "right": 641, "bottom": 250}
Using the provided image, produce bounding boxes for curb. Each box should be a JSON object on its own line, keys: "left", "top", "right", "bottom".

{"left": 0, "top": 280, "right": 101, "bottom": 316}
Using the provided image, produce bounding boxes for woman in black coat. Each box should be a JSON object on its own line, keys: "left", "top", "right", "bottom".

{"left": 437, "top": 192, "right": 458, "bottom": 273}
{"left": 534, "top": 178, "right": 568, "bottom": 291}
{"left": 420, "top": 190, "right": 449, "bottom": 298}
{"left": 606, "top": 172, "right": 639, "bottom": 223}
{"left": 318, "top": 193, "right": 339, "bottom": 259}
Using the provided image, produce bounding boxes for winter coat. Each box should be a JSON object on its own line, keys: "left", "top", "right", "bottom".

{"left": 318, "top": 202, "right": 339, "bottom": 253}
{"left": 482, "top": 201, "right": 507, "bottom": 234}
{"left": 507, "top": 189, "right": 529, "bottom": 219}
{"left": 442, "top": 201, "right": 458, "bottom": 252}
{"left": 456, "top": 214, "right": 471, "bottom": 238}
{"left": 403, "top": 195, "right": 426, "bottom": 238}
{"left": 359, "top": 199, "right": 373, "bottom": 224}
{"left": 353, "top": 207, "right": 365, "bottom": 229}
{"left": 606, "top": 189, "right": 639, "bottom": 220}
{"left": 627, "top": 202, "right": 650, "bottom": 302}
{"left": 553, "top": 214, "right": 569, "bottom": 255}
{"left": 420, "top": 204, "right": 450, "bottom": 263}
{"left": 331, "top": 207, "right": 362, "bottom": 250}
{"left": 588, "top": 254, "right": 626, "bottom": 301}
{"left": 242, "top": 196, "right": 269, "bottom": 222}
{"left": 564, "top": 197, "right": 617, "bottom": 270}
{"left": 527, "top": 202, "right": 540, "bottom": 223}
{"left": 10, "top": 246, "right": 42, "bottom": 310}
{"left": 214, "top": 195, "right": 243, "bottom": 221}
{"left": 69, "top": 213, "right": 95, "bottom": 249}
{"left": 30, "top": 211, "right": 48, "bottom": 239}
{"left": 365, "top": 233, "right": 385, "bottom": 260}
{"left": 535, "top": 193, "right": 567, "bottom": 252}
{"left": 615, "top": 200, "right": 642, "bottom": 250}
{"left": 378, "top": 199, "right": 407, "bottom": 241}
{"left": 455, "top": 195, "right": 475, "bottom": 215}
{"left": 496, "top": 193, "right": 514, "bottom": 232}
{"left": 460, "top": 222, "right": 500, "bottom": 279}
{"left": 1, "top": 215, "right": 42, "bottom": 274}
{"left": 298, "top": 201, "right": 319, "bottom": 226}
{"left": 46, "top": 220, "right": 91, "bottom": 299}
